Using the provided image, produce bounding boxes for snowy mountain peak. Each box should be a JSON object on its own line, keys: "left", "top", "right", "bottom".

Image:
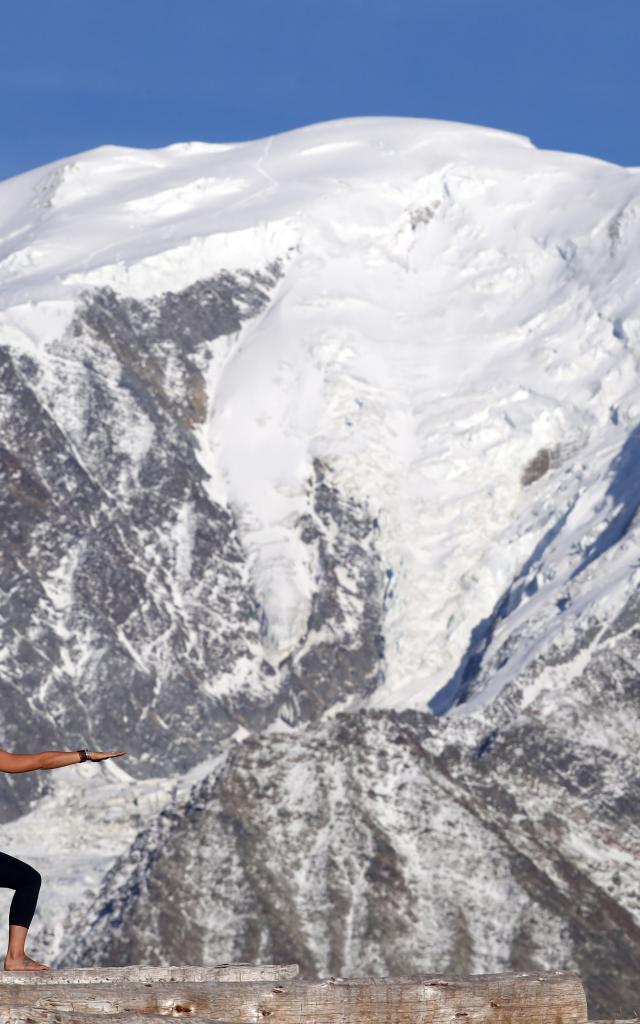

{"left": 2, "top": 117, "right": 640, "bottom": 718}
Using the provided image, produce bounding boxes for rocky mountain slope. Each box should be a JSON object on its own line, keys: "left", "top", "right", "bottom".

{"left": 0, "top": 117, "right": 639, "bottom": 1013}
{"left": 0, "top": 268, "right": 385, "bottom": 817}
{"left": 67, "top": 644, "right": 640, "bottom": 1018}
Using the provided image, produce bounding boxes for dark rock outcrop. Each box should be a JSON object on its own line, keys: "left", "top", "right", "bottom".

{"left": 0, "top": 271, "right": 386, "bottom": 818}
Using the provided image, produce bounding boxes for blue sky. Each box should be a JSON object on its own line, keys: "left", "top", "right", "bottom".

{"left": 1, "top": 0, "right": 638, "bottom": 181}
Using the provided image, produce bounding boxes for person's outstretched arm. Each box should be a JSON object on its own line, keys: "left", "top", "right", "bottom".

{"left": 0, "top": 749, "right": 126, "bottom": 773}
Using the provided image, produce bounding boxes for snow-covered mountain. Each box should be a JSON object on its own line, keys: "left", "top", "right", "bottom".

{"left": 1, "top": 117, "right": 639, "bottom": 1013}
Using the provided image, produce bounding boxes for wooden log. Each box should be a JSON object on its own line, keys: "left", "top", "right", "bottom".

{"left": 0, "top": 963, "right": 299, "bottom": 986}
{"left": 5, "top": 1012, "right": 231, "bottom": 1024}
{"left": 0, "top": 970, "right": 588, "bottom": 1024}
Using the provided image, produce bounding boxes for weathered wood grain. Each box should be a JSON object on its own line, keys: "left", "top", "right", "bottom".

{"left": 0, "top": 963, "right": 299, "bottom": 985}
{"left": 0, "top": 970, "right": 588, "bottom": 1024}
{"left": 5, "top": 1012, "right": 232, "bottom": 1024}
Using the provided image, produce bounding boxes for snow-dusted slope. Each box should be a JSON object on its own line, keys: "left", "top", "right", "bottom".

{"left": 66, "top": 700, "right": 640, "bottom": 1018}
{"left": 3, "top": 117, "right": 639, "bottom": 717}
{"left": 1, "top": 117, "right": 640, "bottom": 1006}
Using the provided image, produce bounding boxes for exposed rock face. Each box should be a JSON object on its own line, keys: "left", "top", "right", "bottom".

{"left": 0, "top": 270, "right": 385, "bottom": 820}
{"left": 273, "top": 458, "right": 385, "bottom": 725}
{"left": 66, "top": 683, "right": 640, "bottom": 1017}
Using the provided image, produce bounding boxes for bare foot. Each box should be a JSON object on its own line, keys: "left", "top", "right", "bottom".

{"left": 3, "top": 954, "right": 50, "bottom": 971}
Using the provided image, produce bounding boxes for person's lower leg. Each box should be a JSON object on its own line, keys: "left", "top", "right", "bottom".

{"left": 7, "top": 923, "right": 29, "bottom": 960}
{"left": 6, "top": 875, "right": 46, "bottom": 967}
{"left": 5, "top": 923, "right": 48, "bottom": 969}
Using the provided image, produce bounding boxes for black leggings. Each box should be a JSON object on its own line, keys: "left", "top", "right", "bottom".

{"left": 0, "top": 851, "right": 41, "bottom": 929}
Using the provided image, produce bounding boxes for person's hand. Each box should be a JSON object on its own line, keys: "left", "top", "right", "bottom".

{"left": 88, "top": 751, "right": 126, "bottom": 762}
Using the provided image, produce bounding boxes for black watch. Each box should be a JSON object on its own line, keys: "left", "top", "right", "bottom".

{"left": 77, "top": 749, "right": 90, "bottom": 762}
